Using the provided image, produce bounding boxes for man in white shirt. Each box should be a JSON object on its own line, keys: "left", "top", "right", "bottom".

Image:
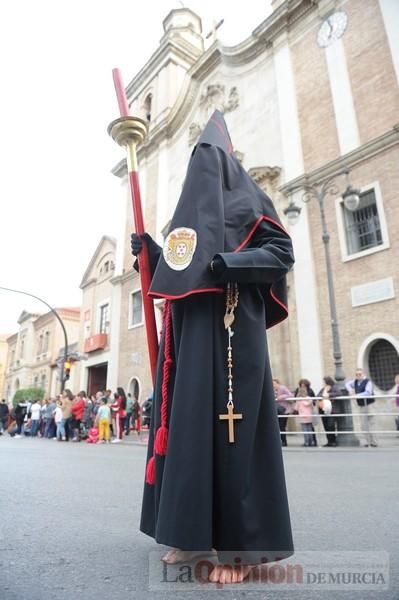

{"left": 30, "top": 400, "right": 42, "bottom": 437}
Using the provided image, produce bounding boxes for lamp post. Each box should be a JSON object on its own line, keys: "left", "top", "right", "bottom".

{"left": 0, "top": 286, "right": 69, "bottom": 393}
{"left": 283, "top": 170, "right": 360, "bottom": 446}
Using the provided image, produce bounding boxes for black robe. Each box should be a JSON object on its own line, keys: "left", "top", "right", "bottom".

{"left": 139, "top": 111, "right": 295, "bottom": 564}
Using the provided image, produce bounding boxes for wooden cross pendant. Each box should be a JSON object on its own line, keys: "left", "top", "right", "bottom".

{"left": 219, "top": 404, "right": 243, "bottom": 443}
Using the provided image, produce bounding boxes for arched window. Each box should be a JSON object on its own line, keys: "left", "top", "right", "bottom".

{"left": 368, "top": 339, "right": 399, "bottom": 391}
{"left": 144, "top": 94, "right": 152, "bottom": 123}
{"left": 33, "top": 376, "right": 39, "bottom": 388}
{"left": 15, "top": 378, "right": 20, "bottom": 391}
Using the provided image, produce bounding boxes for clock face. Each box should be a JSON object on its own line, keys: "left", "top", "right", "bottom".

{"left": 317, "top": 11, "right": 348, "bottom": 48}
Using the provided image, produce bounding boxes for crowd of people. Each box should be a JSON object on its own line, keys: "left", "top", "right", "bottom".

{"left": 1, "top": 368, "right": 398, "bottom": 449}
{"left": 274, "top": 369, "right": 399, "bottom": 448}
{"left": 0, "top": 388, "right": 153, "bottom": 445}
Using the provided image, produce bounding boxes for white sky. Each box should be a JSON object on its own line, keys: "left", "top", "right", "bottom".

{"left": 0, "top": 0, "right": 271, "bottom": 334}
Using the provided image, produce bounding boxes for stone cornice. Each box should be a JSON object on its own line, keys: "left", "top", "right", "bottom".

{"left": 33, "top": 312, "right": 56, "bottom": 328}
{"left": 111, "top": 0, "right": 318, "bottom": 174}
{"left": 279, "top": 125, "right": 399, "bottom": 196}
{"left": 125, "top": 37, "right": 202, "bottom": 102}
{"left": 248, "top": 166, "right": 281, "bottom": 186}
{"left": 111, "top": 269, "right": 139, "bottom": 286}
{"left": 253, "top": 0, "right": 318, "bottom": 43}
{"left": 17, "top": 311, "right": 41, "bottom": 325}
{"left": 80, "top": 277, "right": 97, "bottom": 290}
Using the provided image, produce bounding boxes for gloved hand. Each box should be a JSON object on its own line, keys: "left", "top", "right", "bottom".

{"left": 131, "top": 232, "right": 162, "bottom": 276}
{"left": 131, "top": 232, "right": 154, "bottom": 257}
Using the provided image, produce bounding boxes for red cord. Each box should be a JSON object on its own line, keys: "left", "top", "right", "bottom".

{"left": 147, "top": 300, "right": 174, "bottom": 484}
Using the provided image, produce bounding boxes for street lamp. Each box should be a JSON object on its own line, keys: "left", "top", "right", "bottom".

{"left": 283, "top": 169, "right": 361, "bottom": 446}
{"left": 0, "top": 286, "right": 69, "bottom": 393}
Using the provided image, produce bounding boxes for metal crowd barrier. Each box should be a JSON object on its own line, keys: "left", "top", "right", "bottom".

{"left": 276, "top": 394, "right": 399, "bottom": 437}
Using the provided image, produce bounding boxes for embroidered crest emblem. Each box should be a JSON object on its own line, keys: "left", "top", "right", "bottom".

{"left": 163, "top": 227, "right": 197, "bottom": 271}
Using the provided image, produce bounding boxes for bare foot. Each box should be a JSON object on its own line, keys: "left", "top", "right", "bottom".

{"left": 161, "top": 548, "right": 178, "bottom": 563}
{"left": 209, "top": 563, "right": 255, "bottom": 584}
{"left": 161, "top": 548, "right": 217, "bottom": 564}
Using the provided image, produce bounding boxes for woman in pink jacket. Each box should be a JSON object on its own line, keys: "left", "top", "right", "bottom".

{"left": 295, "top": 387, "right": 314, "bottom": 447}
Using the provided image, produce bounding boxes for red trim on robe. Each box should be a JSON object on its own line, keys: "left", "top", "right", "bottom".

{"left": 148, "top": 214, "right": 291, "bottom": 328}
{"left": 231, "top": 214, "right": 290, "bottom": 328}
{"left": 234, "top": 215, "right": 290, "bottom": 253}
{"left": 267, "top": 287, "right": 288, "bottom": 329}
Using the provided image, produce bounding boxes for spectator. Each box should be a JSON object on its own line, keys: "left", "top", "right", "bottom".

{"left": 96, "top": 398, "right": 111, "bottom": 444}
{"left": 7, "top": 407, "right": 17, "bottom": 437}
{"left": 273, "top": 378, "right": 293, "bottom": 447}
{"left": 110, "top": 387, "right": 127, "bottom": 443}
{"left": 91, "top": 391, "right": 101, "bottom": 424}
{"left": 61, "top": 389, "right": 74, "bottom": 441}
{"left": 42, "top": 398, "right": 57, "bottom": 439}
{"left": 346, "top": 368, "right": 377, "bottom": 448}
{"left": 39, "top": 400, "right": 48, "bottom": 437}
{"left": 131, "top": 397, "right": 141, "bottom": 435}
{"left": 71, "top": 391, "right": 86, "bottom": 442}
{"left": 84, "top": 396, "right": 95, "bottom": 430}
{"left": 125, "top": 393, "right": 133, "bottom": 435}
{"left": 295, "top": 387, "right": 313, "bottom": 446}
{"left": 30, "top": 399, "right": 42, "bottom": 437}
{"left": 104, "top": 390, "right": 113, "bottom": 434}
{"left": 86, "top": 426, "right": 99, "bottom": 444}
{"left": 294, "top": 379, "right": 317, "bottom": 447}
{"left": 317, "top": 376, "right": 340, "bottom": 447}
{"left": 54, "top": 399, "right": 65, "bottom": 441}
{"left": 141, "top": 396, "right": 152, "bottom": 428}
{"left": 14, "top": 401, "right": 28, "bottom": 438}
{"left": 295, "top": 387, "right": 314, "bottom": 447}
{"left": 0, "top": 399, "right": 9, "bottom": 434}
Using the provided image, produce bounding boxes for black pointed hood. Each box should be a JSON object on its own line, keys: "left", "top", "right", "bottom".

{"left": 148, "top": 110, "right": 292, "bottom": 329}
{"left": 196, "top": 109, "right": 233, "bottom": 154}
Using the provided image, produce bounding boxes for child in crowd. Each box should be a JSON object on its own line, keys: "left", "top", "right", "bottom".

{"left": 295, "top": 387, "right": 314, "bottom": 447}
{"left": 54, "top": 399, "right": 65, "bottom": 441}
{"left": 96, "top": 398, "right": 111, "bottom": 444}
{"left": 86, "top": 426, "right": 99, "bottom": 444}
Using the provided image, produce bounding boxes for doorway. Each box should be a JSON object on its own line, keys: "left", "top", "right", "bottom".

{"left": 87, "top": 363, "right": 108, "bottom": 397}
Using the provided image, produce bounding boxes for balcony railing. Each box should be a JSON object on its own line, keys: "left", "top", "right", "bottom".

{"left": 83, "top": 333, "right": 108, "bottom": 353}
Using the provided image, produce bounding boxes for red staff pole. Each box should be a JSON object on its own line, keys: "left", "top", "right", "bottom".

{"left": 108, "top": 68, "right": 159, "bottom": 383}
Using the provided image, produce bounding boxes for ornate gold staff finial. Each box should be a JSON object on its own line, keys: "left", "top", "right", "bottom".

{"left": 108, "top": 116, "right": 148, "bottom": 172}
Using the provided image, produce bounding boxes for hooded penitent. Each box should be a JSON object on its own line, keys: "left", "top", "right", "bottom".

{"left": 139, "top": 110, "right": 295, "bottom": 565}
{"left": 148, "top": 110, "right": 290, "bottom": 329}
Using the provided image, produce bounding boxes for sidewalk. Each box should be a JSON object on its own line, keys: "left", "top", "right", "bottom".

{"left": 122, "top": 429, "right": 399, "bottom": 449}
{"left": 123, "top": 430, "right": 150, "bottom": 446}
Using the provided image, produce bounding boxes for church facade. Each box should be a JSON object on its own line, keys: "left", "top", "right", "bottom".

{"left": 109, "top": 0, "right": 399, "bottom": 403}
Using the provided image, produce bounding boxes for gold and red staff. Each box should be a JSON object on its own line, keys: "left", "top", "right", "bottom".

{"left": 108, "top": 69, "right": 159, "bottom": 382}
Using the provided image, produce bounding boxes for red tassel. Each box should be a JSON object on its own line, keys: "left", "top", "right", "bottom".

{"left": 146, "top": 456, "right": 155, "bottom": 485}
{"left": 154, "top": 426, "right": 169, "bottom": 456}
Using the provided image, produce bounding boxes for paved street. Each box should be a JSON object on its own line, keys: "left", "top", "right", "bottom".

{"left": 0, "top": 435, "right": 398, "bottom": 600}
